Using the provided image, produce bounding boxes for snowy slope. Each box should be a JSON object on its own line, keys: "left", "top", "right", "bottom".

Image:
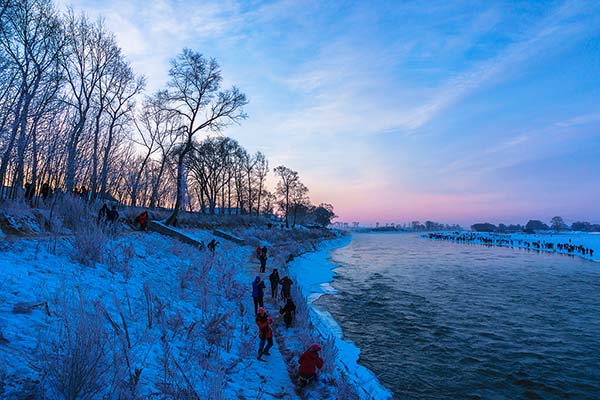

{"left": 0, "top": 229, "right": 302, "bottom": 399}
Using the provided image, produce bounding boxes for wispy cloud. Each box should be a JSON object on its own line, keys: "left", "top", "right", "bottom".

{"left": 265, "top": 1, "right": 600, "bottom": 139}
{"left": 437, "top": 109, "right": 600, "bottom": 178}
{"left": 401, "top": 1, "right": 600, "bottom": 130}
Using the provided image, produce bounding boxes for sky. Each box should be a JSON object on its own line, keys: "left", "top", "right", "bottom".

{"left": 56, "top": 0, "right": 600, "bottom": 226}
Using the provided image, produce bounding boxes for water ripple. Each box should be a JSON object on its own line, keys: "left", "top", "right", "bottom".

{"left": 317, "top": 233, "right": 600, "bottom": 399}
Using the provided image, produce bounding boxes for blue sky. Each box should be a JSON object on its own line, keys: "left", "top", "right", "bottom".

{"left": 58, "top": 0, "right": 600, "bottom": 225}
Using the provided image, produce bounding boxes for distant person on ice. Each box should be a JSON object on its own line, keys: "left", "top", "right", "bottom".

{"left": 269, "top": 268, "right": 280, "bottom": 299}
{"left": 135, "top": 210, "right": 148, "bottom": 231}
{"left": 255, "top": 307, "right": 274, "bottom": 360}
{"left": 252, "top": 276, "right": 266, "bottom": 314}
{"left": 279, "top": 297, "right": 296, "bottom": 328}
{"left": 298, "top": 343, "right": 323, "bottom": 386}
{"left": 279, "top": 275, "right": 293, "bottom": 300}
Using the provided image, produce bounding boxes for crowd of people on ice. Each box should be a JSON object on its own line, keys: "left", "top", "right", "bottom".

{"left": 427, "top": 232, "right": 595, "bottom": 259}
{"left": 250, "top": 245, "right": 323, "bottom": 387}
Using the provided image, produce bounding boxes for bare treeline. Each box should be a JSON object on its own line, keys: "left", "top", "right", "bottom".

{"left": 0, "top": 0, "right": 335, "bottom": 226}
{"left": 0, "top": 0, "right": 144, "bottom": 202}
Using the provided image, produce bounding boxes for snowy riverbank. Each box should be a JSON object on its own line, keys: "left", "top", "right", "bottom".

{"left": 289, "top": 235, "right": 394, "bottom": 400}
{"left": 0, "top": 200, "right": 377, "bottom": 399}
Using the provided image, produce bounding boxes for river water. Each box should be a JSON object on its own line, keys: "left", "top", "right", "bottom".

{"left": 315, "top": 233, "right": 600, "bottom": 399}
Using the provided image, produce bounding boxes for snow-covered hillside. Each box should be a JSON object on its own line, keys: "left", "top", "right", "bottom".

{"left": 0, "top": 203, "right": 369, "bottom": 399}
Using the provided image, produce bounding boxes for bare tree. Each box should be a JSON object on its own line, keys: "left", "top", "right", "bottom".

{"left": 60, "top": 13, "right": 114, "bottom": 193}
{"left": 241, "top": 149, "right": 257, "bottom": 214}
{"left": 0, "top": 0, "right": 63, "bottom": 196}
{"left": 145, "top": 93, "right": 179, "bottom": 209}
{"left": 290, "top": 180, "right": 309, "bottom": 227}
{"left": 97, "top": 63, "right": 144, "bottom": 201}
{"left": 274, "top": 165, "right": 300, "bottom": 228}
{"left": 163, "top": 49, "right": 247, "bottom": 226}
{"left": 253, "top": 151, "right": 268, "bottom": 216}
{"left": 550, "top": 216, "right": 566, "bottom": 232}
{"left": 188, "top": 136, "right": 240, "bottom": 214}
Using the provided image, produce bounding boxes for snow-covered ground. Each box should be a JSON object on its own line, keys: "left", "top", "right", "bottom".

{"left": 426, "top": 231, "right": 600, "bottom": 262}
{"left": 0, "top": 206, "right": 383, "bottom": 399}
{"left": 288, "top": 235, "right": 394, "bottom": 400}
{"left": 0, "top": 226, "right": 302, "bottom": 399}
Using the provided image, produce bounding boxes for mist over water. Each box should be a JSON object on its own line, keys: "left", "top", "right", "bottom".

{"left": 316, "top": 233, "right": 600, "bottom": 399}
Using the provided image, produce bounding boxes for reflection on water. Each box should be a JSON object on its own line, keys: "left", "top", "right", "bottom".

{"left": 316, "top": 233, "right": 600, "bottom": 399}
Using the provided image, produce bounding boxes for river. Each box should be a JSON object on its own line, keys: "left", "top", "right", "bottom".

{"left": 315, "top": 233, "right": 600, "bottom": 399}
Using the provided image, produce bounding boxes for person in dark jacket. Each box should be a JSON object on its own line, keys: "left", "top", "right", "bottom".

{"left": 97, "top": 204, "right": 109, "bottom": 224}
{"left": 298, "top": 343, "right": 323, "bottom": 386}
{"left": 279, "top": 276, "right": 293, "bottom": 300}
{"left": 108, "top": 206, "right": 119, "bottom": 223}
{"left": 24, "top": 182, "right": 34, "bottom": 201}
{"left": 207, "top": 239, "right": 219, "bottom": 253}
{"left": 279, "top": 297, "right": 296, "bottom": 328}
{"left": 256, "top": 307, "right": 273, "bottom": 360}
{"left": 135, "top": 210, "right": 148, "bottom": 231}
{"left": 268, "top": 269, "right": 280, "bottom": 299}
{"left": 252, "top": 276, "right": 266, "bottom": 314}
{"left": 40, "top": 182, "right": 51, "bottom": 201}
{"left": 259, "top": 251, "right": 267, "bottom": 273}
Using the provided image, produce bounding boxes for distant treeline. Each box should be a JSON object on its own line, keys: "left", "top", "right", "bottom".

{"left": 471, "top": 217, "right": 600, "bottom": 233}
{"left": 337, "top": 220, "right": 462, "bottom": 232}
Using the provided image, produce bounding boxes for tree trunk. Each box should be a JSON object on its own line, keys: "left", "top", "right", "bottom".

{"left": 65, "top": 115, "right": 86, "bottom": 193}
{"left": 90, "top": 105, "right": 103, "bottom": 201}
{"left": 12, "top": 91, "right": 34, "bottom": 198}
{"left": 166, "top": 151, "right": 186, "bottom": 226}
{"left": 149, "top": 156, "right": 166, "bottom": 209}
{"left": 99, "top": 120, "right": 116, "bottom": 200}
{"left": 131, "top": 150, "right": 152, "bottom": 207}
{"left": 0, "top": 88, "right": 25, "bottom": 195}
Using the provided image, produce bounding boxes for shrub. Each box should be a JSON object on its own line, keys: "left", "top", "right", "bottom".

{"left": 72, "top": 222, "right": 108, "bottom": 266}
{"left": 42, "top": 294, "right": 111, "bottom": 400}
{"left": 106, "top": 241, "right": 135, "bottom": 279}
{"left": 54, "top": 194, "right": 92, "bottom": 231}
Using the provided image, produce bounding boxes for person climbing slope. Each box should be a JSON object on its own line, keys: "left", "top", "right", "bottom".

{"left": 135, "top": 210, "right": 149, "bottom": 231}
{"left": 252, "top": 276, "right": 266, "bottom": 314}
{"left": 269, "top": 268, "right": 280, "bottom": 299}
{"left": 256, "top": 307, "right": 274, "bottom": 360}
{"left": 279, "top": 297, "right": 296, "bottom": 328}
{"left": 298, "top": 343, "right": 323, "bottom": 387}
{"left": 279, "top": 275, "right": 293, "bottom": 300}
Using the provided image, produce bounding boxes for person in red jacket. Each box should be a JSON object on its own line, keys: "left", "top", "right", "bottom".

{"left": 135, "top": 211, "right": 148, "bottom": 231}
{"left": 255, "top": 307, "right": 273, "bottom": 360}
{"left": 298, "top": 343, "right": 323, "bottom": 386}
